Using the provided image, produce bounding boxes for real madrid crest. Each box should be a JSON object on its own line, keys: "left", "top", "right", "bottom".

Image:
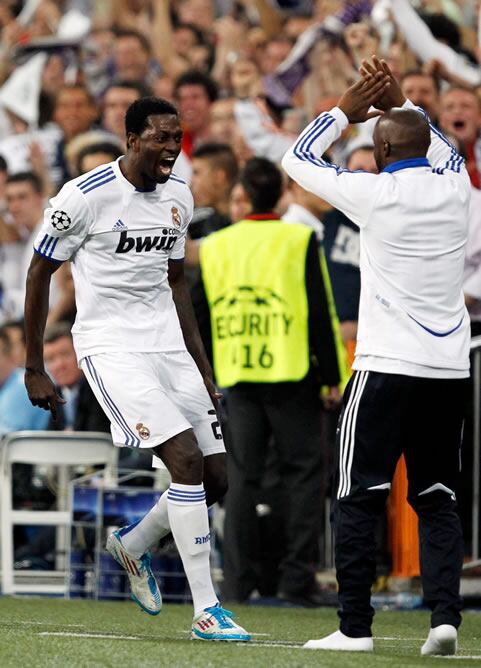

{"left": 171, "top": 206, "right": 181, "bottom": 227}
{"left": 136, "top": 423, "right": 151, "bottom": 440}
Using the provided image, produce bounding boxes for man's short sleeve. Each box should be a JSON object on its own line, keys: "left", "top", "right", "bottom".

{"left": 169, "top": 227, "right": 187, "bottom": 260}
{"left": 34, "top": 184, "right": 92, "bottom": 263}
{"left": 169, "top": 189, "right": 193, "bottom": 261}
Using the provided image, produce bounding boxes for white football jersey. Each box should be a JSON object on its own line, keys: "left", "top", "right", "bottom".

{"left": 34, "top": 158, "right": 193, "bottom": 361}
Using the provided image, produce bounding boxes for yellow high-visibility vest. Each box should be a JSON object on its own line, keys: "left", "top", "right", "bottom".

{"left": 200, "top": 219, "right": 312, "bottom": 386}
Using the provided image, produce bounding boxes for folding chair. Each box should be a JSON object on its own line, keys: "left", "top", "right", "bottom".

{"left": 0, "top": 431, "right": 117, "bottom": 595}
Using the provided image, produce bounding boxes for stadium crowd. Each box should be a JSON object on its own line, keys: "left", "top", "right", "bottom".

{"left": 0, "top": 0, "right": 481, "bottom": 604}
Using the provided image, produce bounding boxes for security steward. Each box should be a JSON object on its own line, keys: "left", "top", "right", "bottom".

{"left": 198, "top": 157, "right": 342, "bottom": 606}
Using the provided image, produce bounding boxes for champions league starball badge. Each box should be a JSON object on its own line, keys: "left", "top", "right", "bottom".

{"left": 136, "top": 423, "right": 151, "bottom": 440}
{"left": 51, "top": 210, "right": 72, "bottom": 231}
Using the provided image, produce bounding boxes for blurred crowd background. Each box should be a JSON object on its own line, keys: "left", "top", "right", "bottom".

{"left": 1, "top": 0, "right": 481, "bottom": 600}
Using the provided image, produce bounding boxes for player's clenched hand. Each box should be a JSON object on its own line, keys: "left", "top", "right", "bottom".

{"left": 203, "top": 375, "right": 222, "bottom": 410}
{"left": 25, "top": 369, "right": 65, "bottom": 420}
{"left": 359, "top": 56, "right": 406, "bottom": 111}
{"left": 337, "top": 71, "right": 390, "bottom": 124}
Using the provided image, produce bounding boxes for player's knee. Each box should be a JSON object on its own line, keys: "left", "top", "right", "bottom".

{"left": 408, "top": 487, "right": 457, "bottom": 515}
{"left": 177, "top": 445, "right": 203, "bottom": 481}
{"left": 161, "top": 429, "right": 204, "bottom": 483}
{"left": 331, "top": 486, "right": 387, "bottom": 523}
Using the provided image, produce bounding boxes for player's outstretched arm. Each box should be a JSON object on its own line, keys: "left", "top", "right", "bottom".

{"left": 24, "top": 254, "right": 65, "bottom": 419}
{"left": 168, "top": 259, "right": 221, "bottom": 409}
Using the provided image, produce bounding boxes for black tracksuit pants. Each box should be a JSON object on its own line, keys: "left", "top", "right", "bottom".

{"left": 332, "top": 370, "right": 469, "bottom": 638}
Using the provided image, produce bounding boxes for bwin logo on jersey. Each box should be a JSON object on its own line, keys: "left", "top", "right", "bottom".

{"left": 115, "top": 229, "right": 178, "bottom": 253}
{"left": 194, "top": 532, "right": 211, "bottom": 545}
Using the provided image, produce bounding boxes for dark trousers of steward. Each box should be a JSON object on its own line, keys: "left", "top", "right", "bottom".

{"left": 332, "top": 370, "right": 469, "bottom": 638}
{"left": 222, "top": 374, "right": 325, "bottom": 602}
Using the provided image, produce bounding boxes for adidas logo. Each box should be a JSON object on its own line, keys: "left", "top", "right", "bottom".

{"left": 112, "top": 219, "right": 127, "bottom": 232}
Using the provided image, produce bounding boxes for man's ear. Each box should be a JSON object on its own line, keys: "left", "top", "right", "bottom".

{"left": 384, "top": 140, "right": 391, "bottom": 158}
{"left": 126, "top": 132, "right": 139, "bottom": 152}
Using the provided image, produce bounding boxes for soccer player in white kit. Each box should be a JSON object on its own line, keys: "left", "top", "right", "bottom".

{"left": 24, "top": 96, "right": 250, "bottom": 641}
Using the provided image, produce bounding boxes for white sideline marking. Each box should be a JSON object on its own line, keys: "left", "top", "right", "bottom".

{"left": 440, "top": 657, "right": 481, "bottom": 661}
{"left": 238, "top": 642, "right": 303, "bottom": 649}
{"left": 38, "top": 632, "right": 300, "bottom": 647}
{"left": 374, "top": 636, "right": 425, "bottom": 641}
{"left": 41, "top": 631, "right": 480, "bottom": 656}
{"left": 14, "top": 621, "right": 84, "bottom": 628}
{"left": 38, "top": 632, "right": 141, "bottom": 641}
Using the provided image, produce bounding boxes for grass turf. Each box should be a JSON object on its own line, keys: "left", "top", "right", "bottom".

{"left": 0, "top": 597, "right": 480, "bottom": 667}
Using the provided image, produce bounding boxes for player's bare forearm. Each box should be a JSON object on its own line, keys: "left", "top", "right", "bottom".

{"left": 168, "top": 260, "right": 212, "bottom": 379}
{"left": 25, "top": 254, "right": 57, "bottom": 371}
{"left": 168, "top": 261, "right": 221, "bottom": 408}
{"left": 24, "top": 254, "right": 64, "bottom": 417}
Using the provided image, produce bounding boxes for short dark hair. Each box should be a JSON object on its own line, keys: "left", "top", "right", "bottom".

{"left": 125, "top": 96, "right": 179, "bottom": 136}
{"left": 175, "top": 22, "right": 206, "bottom": 46}
{"left": 44, "top": 321, "right": 73, "bottom": 345}
{"left": 400, "top": 69, "right": 441, "bottom": 93}
{"left": 240, "top": 158, "right": 283, "bottom": 213}
{"left": 77, "top": 142, "right": 123, "bottom": 173}
{"left": 6, "top": 171, "right": 43, "bottom": 194}
{"left": 174, "top": 70, "right": 218, "bottom": 103}
{"left": 192, "top": 143, "right": 239, "bottom": 187}
{"left": 105, "top": 79, "right": 153, "bottom": 99}
{"left": 114, "top": 28, "right": 151, "bottom": 54}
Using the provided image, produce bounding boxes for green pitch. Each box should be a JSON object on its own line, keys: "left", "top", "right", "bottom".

{"left": 0, "top": 598, "right": 480, "bottom": 667}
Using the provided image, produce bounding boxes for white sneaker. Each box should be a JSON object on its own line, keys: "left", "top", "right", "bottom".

{"left": 421, "top": 624, "right": 457, "bottom": 656}
{"left": 106, "top": 530, "right": 161, "bottom": 615}
{"left": 191, "top": 604, "right": 251, "bottom": 641}
{"left": 304, "top": 630, "right": 373, "bottom": 652}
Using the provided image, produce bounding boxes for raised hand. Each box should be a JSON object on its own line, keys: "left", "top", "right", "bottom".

{"left": 359, "top": 55, "right": 406, "bottom": 110}
{"left": 337, "top": 71, "right": 390, "bottom": 124}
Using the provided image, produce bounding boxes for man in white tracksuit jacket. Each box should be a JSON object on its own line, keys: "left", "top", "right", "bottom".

{"left": 282, "top": 58, "right": 470, "bottom": 656}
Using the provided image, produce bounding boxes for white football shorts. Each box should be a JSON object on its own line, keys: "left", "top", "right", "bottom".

{"left": 80, "top": 351, "right": 226, "bottom": 463}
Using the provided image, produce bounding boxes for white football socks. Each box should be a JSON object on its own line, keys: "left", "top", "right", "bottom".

{"left": 167, "top": 483, "right": 218, "bottom": 615}
{"left": 119, "top": 492, "right": 170, "bottom": 558}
